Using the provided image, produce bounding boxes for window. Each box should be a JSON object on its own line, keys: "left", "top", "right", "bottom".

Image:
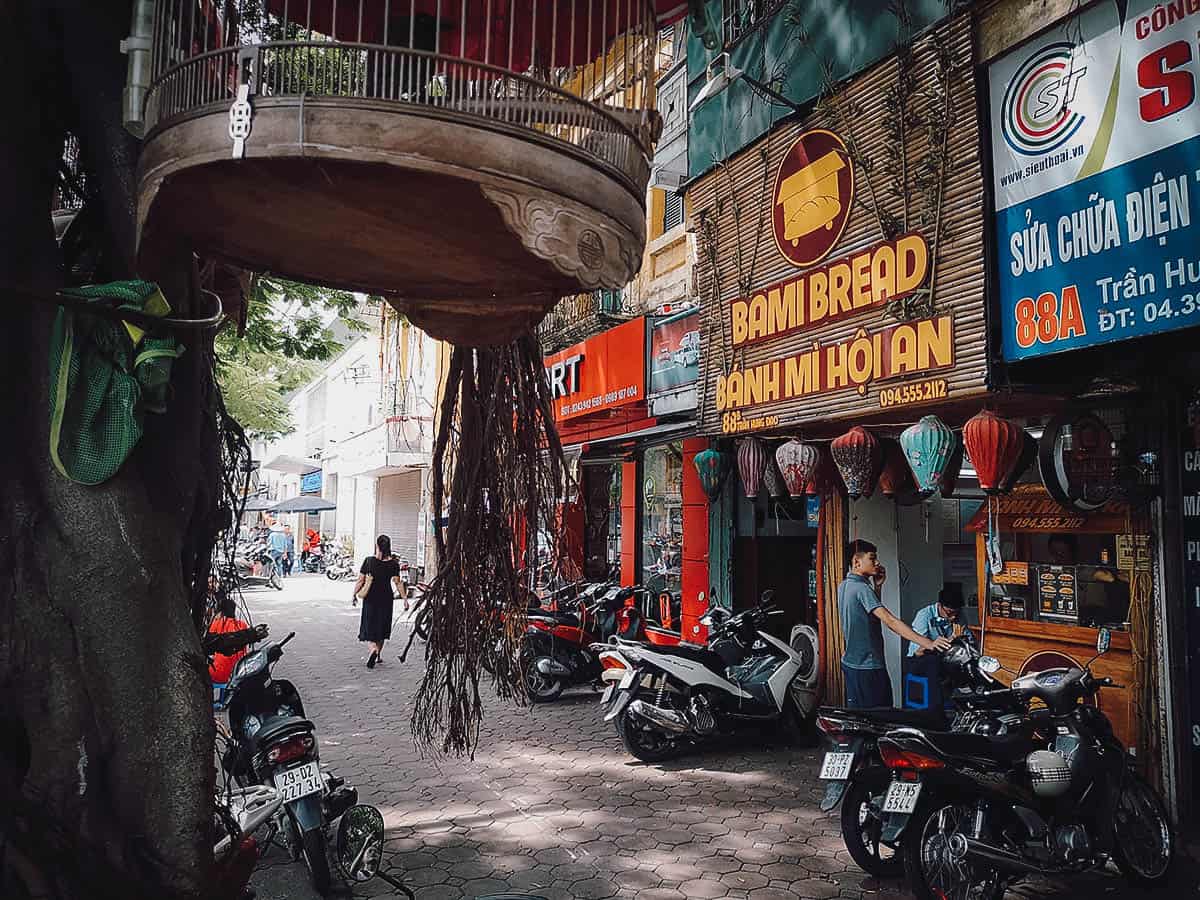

{"left": 721, "top": 0, "right": 785, "bottom": 46}
{"left": 662, "top": 190, "right": 684, "bottom": 232}
{"left": 642, "top": 442, "right": 684, "bottom": 601}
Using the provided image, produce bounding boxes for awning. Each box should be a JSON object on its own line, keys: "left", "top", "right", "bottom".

{"left": 261, "top": 454, "right": 321, "bottom": 476}
{"left": 575, "top": 419, "right": 694, "bottom": 454}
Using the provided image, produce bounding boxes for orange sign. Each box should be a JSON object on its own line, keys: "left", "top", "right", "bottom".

{"left": 544, "top": 317, "right": 645, "bottom": 422}
{"left": 993, "top": 562, "right": 1030, "bottom": 586}
{"left": 772, "top": 130, "right": 855, "bottom": 268}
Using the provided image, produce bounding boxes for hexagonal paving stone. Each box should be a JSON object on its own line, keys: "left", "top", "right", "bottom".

{"left": 790, "top": 878, "right": 842, "bottom": 898}
{"left": 720, "top": 869, "right": 770, "bottom": 891}
{"left": 675, "top": 877, "right": 728, "bottom": 899}
{"left": 569, "top": 876, "right": 619, "bottom": 899}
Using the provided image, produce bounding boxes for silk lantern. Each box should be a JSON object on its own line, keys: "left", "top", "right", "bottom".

{"left": 775, "top": 440, "right": 820, "bottom": 499}
{"left": 762, "top": 450, "right": 787, "bottom": 499}
{"left": 900, "top": 415, "right": 956, "bottom": 496}
{"left": 940, "top": 436, "right": 964, "bottom": 499}
{"left": 831, "top": 426, "right": 881, "bottom": 500}
{"left": 808, "top": 445, "right": 842, "bottom": 497}
{"left": 692, "top": 448, "right": 730, "bottom": 502}
{"left": 1000, "top": 429, "right": 1038, "bottom": 493}
{"left": 878, "top": 438, "right": 916, "bottom": 498}
{"left": 737, "top": 437, "right": 768, "bottom": 499}
{"left": 963, "top": 409, "right": 1025, "bottom": 494}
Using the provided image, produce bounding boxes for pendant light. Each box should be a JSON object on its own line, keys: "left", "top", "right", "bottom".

{"left": 963, "top": 409, "right": 1025, "bottom": 494}
{"left": 775, "top": 440, "right": 820, "bottom": 499}
{"left": 899, "top": 415, "right": 956, "bottom": 496}
{"left": 830, "top": 426, "right": 882, "bottom": 500}
{"left": 878, "top": 438, "right": 916, "bottom": 498}
{"left": 737, "top": 437, "right": 768, "bottom": 499}
{"left": 692, "top": 448, "right": 730, "bottom": 502}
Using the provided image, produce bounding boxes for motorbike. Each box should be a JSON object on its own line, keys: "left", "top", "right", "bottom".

{"left": 877, "top": 628, "right": 1173, "bottom": 900}
{"left": 301, "top": 543, "right": 326, "bottom": 573}
{"left": 522, "top": 583, "right": 640, "bottom": 702}
{"left": 815, "top": 637, "right": 1031, "bottom": 877}
{"left": 593, "top": 591, "right": 820, "bottom": 762}
{"left": 228, "top": 541, "right": 283, "bottom": 591}
{"left": 323, "top": 552, "right": 355, "bottom": 581}
{"left": 221, "top": 631, "right": 359, "bottom": 894}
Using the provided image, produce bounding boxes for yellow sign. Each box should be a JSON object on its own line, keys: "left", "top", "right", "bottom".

{"left": 731, "top": 233, "right": 930, "bottom": 346}
{"left": 715, "top": 315, "right": 955, "bottom": 414}
{"left": 772, "top": 130, "right": 855, "bottom": 267}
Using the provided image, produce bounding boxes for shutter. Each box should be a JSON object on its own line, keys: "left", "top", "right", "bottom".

{"left": 662, "top": 190, "right": 684, "bottom": 232}
{"left": 374, "top": 471, "right": 422, "bottom": 565}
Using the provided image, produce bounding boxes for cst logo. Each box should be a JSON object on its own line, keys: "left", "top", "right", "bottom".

{"left": 1001, "top": 42, "right": 1088, "bottom": 156}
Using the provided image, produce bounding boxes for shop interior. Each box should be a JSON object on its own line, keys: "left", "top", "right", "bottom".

{"left": 733, "top": 491, "right": 818, "bottom": 632}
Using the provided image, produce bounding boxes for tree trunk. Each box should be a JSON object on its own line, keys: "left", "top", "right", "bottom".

{"left": 1, "top": 3, "right": 217, "bottom": 897}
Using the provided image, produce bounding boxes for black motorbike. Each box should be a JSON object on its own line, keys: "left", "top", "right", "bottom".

{"left": 815, "top": 637, "right": 1029, "bottom": 877}
{"left": 222, "top": 632, "right": 359, "bottom": 894}
{"left": 877, "top": 628, "right": 1173, "bottom": 900}
{"left": 301, "top": 544, "right": 326, "bottom": 573}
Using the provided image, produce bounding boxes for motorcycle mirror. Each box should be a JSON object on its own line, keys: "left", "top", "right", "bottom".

{"left": 699, "top": 614, "right": 714, "bottom": 626}
{"left": 336, "top": 804, "right": 385, "bottom": 883}
{"left": 1096, "top": 627, "right": 1111, "bottom": 655}
{"left": 978, "top": 656, "right": 1001, "bottom": 675}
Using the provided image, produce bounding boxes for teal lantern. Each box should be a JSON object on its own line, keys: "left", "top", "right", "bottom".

{"left": 899, "top": 415, "right": 956, "bottom": 496}
{"left": 693, "top": 448, "right": 729, "bottom": 502}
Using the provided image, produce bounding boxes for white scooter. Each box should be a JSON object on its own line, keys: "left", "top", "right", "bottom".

{"left": 594, "top": 591, "right": 819, "bottom": 762}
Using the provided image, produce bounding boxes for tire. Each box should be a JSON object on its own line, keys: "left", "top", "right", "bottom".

{"left": 524, "top": 656, "right": 564, "bottom": 703}
{"left": 1111, "top": 774, "right": 1174, "bottom": 887}
{"left": 840, "top": 766, "right": 904, "bottom": 877}
{"left": 413, "top": 608, "right": 430, "bottom": 642}
{"left": 615, "top": 707, "right": 679, "bottom": 763}
{"left": 778, "top": 690, "right": 817, "bottom": 747}
{"left": 325, "top": 570, "right": 338, "bottom": 581}
{"left": 902, "top": 799, "right": 1004, "bottom": 900}
{"left": 277, "top": 809, "right": 302, "bottom": 862}
{"left": 270, "top": 572, "right": 282, "bottom": 590}
{"left": 300, "top": 828, "right": 332, "bottom": 895}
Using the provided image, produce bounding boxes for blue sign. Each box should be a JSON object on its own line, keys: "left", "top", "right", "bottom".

{"left": 300, "top": 470, "right": 322, "bottom": 494}
{"left": 988, "top": 1, "right": 1200, "bottom": 361}
{"left": 805, "top": 495, "right": 821, "bottom": 529}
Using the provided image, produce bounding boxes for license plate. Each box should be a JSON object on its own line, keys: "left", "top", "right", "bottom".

{"left": 601, "top": 685, "right": 614, "bottom": 704}
{"left": 618, "top": 670, "right": 635, "bottom": 690}
{"left": 273, "top": 761, "right": 324, "bottom": 803}
{"left": 882, "top": 780, "right": 922, "bottom": 814}
{"left": 819, "top": 752, "right": 855, "bottom": 781}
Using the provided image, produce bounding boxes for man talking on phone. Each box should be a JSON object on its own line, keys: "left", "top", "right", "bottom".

{"left": 839, "top": 540, "right": 953, "bottom": 708}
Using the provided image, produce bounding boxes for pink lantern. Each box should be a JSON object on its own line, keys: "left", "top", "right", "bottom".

{"left": 775, "top": 440, "right": 820, "bottom": 499}
{"left": 831, "top": 426, "right": 881, "bottom": 500}
{"left": 737, "top": 437, "right": 768, "bottom": 499}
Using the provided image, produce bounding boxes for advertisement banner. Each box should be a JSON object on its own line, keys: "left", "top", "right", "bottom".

{"left": 989, "top": 1, "right": 1200, "bottom": 361}
{"left": 543, "top": 317, "right": 646, "bottom": 422}
{"left": 649, "top": 311, "right": 701, "bottom": 394}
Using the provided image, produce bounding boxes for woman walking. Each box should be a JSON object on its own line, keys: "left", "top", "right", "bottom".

{"left": 352, "top": 534, "right": 404, "bottom": 668}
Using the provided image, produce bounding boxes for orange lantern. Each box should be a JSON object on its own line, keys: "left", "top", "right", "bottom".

{"left": 963, "top": 410, "right": 1025, "bottom": 494}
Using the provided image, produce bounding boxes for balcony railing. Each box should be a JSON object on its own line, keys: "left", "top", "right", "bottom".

{"left": 537, "top": 289, "right": 635, "bottom": 353}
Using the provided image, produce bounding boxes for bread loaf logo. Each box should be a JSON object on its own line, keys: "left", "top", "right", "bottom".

{"left": 772, "top": 130, "right": 854, "bottom": 268}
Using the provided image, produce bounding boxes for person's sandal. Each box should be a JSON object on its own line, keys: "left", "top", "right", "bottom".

{"left": 367, "top": 650, "right": 378, "bottom": 669}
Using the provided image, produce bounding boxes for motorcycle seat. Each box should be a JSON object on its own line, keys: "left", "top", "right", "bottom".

{"left": 649, "top": 642, "right": 727, "bottom": 674}
{"left": 921, "top": 730, "right": 1031, "bottom": 764}
{"left": 532, "top": 610, "right": 580, "bottom": 627}
{"left": 249, "top": 716, "right": 315, "bottom": 752}
{"left": 823, "top": 705, "right": 949, "bottom": 729}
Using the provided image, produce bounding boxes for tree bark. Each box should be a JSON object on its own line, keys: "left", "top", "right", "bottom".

{"left": 1, "top": 3, "right": 217, "bottom": 898}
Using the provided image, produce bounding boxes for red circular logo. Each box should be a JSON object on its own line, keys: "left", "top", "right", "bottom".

{"left": 772, "top": 130, "right": 855, "bottom": 268}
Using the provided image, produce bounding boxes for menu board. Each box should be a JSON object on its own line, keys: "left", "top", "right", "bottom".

{"left": 1035, "top": 565, "right": 1079, "bottom": 623}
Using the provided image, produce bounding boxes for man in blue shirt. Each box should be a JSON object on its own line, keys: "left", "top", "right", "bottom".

{"left": 908, "top": 586, "right": 969, "bottom": 657}
{"left": 267, "top": 526, "right": 289, "bottom": 576}
{"left": 839, "top": 540, "right": 952, "bottom": 708}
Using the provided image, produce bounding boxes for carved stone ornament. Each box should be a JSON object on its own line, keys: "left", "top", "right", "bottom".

{"left": 481, "top": 186, "right": 638, "bottom": 291}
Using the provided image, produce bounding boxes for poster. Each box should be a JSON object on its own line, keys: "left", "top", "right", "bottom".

{"left": 989, "top": 1, "right": 1200, "bottom": 361}
{"left": 1182, "top": 439, "right": 1200, "bottom": 809}
{"left": 649, "top": 310, "right": 700, "bottom": 394}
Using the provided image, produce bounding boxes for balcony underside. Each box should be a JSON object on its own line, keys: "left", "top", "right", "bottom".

{"left": 137, "top": 97, "right": 647, "bottom": 345}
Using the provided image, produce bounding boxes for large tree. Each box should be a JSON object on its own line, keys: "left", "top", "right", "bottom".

{"left": 1, "top": 2, "right": 222, "bottom": 897}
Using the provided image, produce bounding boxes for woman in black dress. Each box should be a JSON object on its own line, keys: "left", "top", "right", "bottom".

{"left": 352, "top": 534, "right": 404, "bottom": 668}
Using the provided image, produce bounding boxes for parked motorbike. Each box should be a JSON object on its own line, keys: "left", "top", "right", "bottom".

{"left": 221, "top": 631, "right": 359, "bottom": 894}
{"left": 815, "top": 637, "right": 1030, "bottom": 877}
{"left": 878, "top": 628, "right": 1173, "bottom": 900}
{"left": 323, "top": 552, "right": 355, "bottom": 581}
{"left": 301, "top": 544, "right": 326, "bottom": 573}
{"left": 594, "top": 591, "right": 820, "bottom": 762}
{"left": 228, "top": 541, "right": 283, "bottom": 590}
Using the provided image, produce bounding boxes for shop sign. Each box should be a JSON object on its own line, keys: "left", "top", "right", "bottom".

{"left": 772, "top": 130, "right": 855, "bottom": 268}
{"left": 1180, "top": 441, "right": 1200, "bottom": 804}
{"left": 1038, "top": 413, "right": 1120, "bottom": 511}
{"left": 300, "top": 470, "right": 322, "bottom": 494}
{"left": 993, "top": 561, "right": 1030, "bottom": 586}
{"left": 964, "top": 485, "right": 1127, "bottom": 533}
{"left": 649, "top": 310, "right": 700, "bottom": 394}
{"left": 989, "top": 1, "right": 1200, "bottom": 361}
{"left": 543, "top": 317, "right": 645, "bottom": 422}
{"left": 715, "top": 316, "right": 954, "bottom": 434}
{"left": 1115, "top": 533, "right": 1151, "bottom": 571}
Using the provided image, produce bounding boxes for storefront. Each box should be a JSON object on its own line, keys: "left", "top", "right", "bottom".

{"left": 544, "top": 312, "right": 708, "bottom": 641}
{"left": 689, "top": 11, "right": 991, "bottom": 696}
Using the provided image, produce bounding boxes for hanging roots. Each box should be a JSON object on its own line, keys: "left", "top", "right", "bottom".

{"left": 410, "top": 333, "right": 568, "bottom": 755}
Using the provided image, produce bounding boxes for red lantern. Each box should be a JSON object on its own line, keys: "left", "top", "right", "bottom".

{"left": 940, "top": 436, "right": 964, "bottom": 499}
{"left": 830, "top": 427, "right": 882, "bottom": 500}
{"left": 878, "top": 438, "right": 916, "bottom": 498}
{"left": 963, "top": 410, "right": 1025, "bottom": 494}
{"left": 1000, "top": 430, "right": 1038, "bottom": 493}
{"left": 737, "top": 437, "right": 768, "bottom": 499}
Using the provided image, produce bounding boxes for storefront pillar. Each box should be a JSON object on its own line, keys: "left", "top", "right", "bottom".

{"left": 680, "top": 438, "right": 711, "bottom": 643}
{"left": 620, "top": 460, "right": 639, "bottom": 587}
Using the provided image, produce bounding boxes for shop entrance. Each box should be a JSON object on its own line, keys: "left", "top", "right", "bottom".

{"left": 580, "top": 462, "right": 622, "bottom": 583}
{"left": 733, "top": 495, "right": 818, "bottom": 634}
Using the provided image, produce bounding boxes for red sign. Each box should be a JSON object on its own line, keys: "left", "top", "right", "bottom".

{"left": 544, "top": 317, "right": 645, "bottom": 422}
{"left": 772, "top": 130, "right": 855, "bottom": 268}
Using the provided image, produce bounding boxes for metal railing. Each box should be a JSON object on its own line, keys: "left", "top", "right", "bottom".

{"left": 144, "top": 0, "right": 659, "bottom": 190}
{"left": 537, "top": 289, "right": 636, "bottom": 352}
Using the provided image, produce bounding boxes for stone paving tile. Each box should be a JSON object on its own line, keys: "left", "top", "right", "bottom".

{"left": 247, "top": 577, "right": 1182, "bottom": 900}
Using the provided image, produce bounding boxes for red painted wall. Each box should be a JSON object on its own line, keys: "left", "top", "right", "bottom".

{"left": 680, "top": 438, "right": 711, "bottom": 644}
{"left": 620, "top": 461, "right": 639, "bottom": 587}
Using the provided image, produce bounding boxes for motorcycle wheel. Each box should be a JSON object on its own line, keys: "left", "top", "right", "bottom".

{"left": 840, "top": 766, "right": 903, "bottom": 877}
{"left": 300, "top": 828, "right": 332, "bottom": 895}
{"left": 413, "top": 608, "right": 430, "bottom": 642}
{"left": 777, "top": 691, "right": 817, "bottom": 747}
{"left": 524, "top": 657, "right": 564, "bottom": 703}
{"left": 903, "top": 800, "right": 1004, "bottom": 900}
{"left": 1112, "top": 774, "right": 1173, "bottom": 886}
{"left": 270, "top": 572, "right": 283, "bottom": 590}
{"left": 325, "top": 569, "right": 338, "bottom": 581}
{"left": 277, "top": 809, "right": 302, "bottom": 862}
{"left": 615, "top": 707, "right": 679, "bottom": 763}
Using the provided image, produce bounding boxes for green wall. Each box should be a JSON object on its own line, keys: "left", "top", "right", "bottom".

{"left": 686, "top": 0, "right": 952, "bottom": 179}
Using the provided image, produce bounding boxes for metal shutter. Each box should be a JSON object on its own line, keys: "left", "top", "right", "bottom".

{"left": 374, "top": 471, "right": 422, "bottom": 566}
{"left": 662, "top": 190, "right": 684, "bottom": 232}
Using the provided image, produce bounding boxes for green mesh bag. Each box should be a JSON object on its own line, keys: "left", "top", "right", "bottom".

{"left": 49, "top": 280, "right": 183, "bottom": 485}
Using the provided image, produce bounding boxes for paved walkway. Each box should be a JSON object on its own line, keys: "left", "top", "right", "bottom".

{"left": 244, "top": 575, "right": 1190, "bottom": 899}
